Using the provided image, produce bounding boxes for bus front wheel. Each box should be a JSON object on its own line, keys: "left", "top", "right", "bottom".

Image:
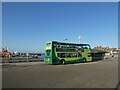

{"left": 60, "top": 59, "right": 65, "bottom": 65}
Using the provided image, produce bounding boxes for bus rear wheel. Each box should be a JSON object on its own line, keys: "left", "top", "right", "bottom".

{"left": 83, "top": 58, "right": 86, "bottom": 63}
{"left": 60, "top": 59, "right": 65, "bottom": 65}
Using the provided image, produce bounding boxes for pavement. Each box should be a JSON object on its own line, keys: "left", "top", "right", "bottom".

{"left": 1, "top": 58, "right": 118, "bottom": 88}
{"left": 1, "top": 57, "right": 44, "bottom": 63}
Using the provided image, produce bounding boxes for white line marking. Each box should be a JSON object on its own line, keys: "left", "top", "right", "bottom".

{"left": 57, "top": 62, "right": 98, "bottom": 66}
{"left": 71, "top": 62, "right": 98, "bottom": 66}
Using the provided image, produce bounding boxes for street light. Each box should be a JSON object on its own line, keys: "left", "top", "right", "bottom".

{"left": 63, "top": 39, "right": 67, "bottom": 41}
{"left": 78, "top": 36, "right": 82, "bottom": 43}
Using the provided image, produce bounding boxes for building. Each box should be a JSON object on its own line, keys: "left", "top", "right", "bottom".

{"left": 93, "top": 46, "right": 119, "bottom": 58}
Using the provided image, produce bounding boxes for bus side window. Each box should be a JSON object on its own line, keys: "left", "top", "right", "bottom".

{"left": 81, "top": 48, "right": 84, "bottom": 52}
{"left": 66, "top": 53, "right": 71, "bottom": 58}
{"left": 61, "top": 53, "right": 65, "bottom": 58}
{"left": 54, "top": 44, "right": 56, "bottom": 47}
{"left": 72, "top": 53, "right": 77, "bottom": 57}
{"left": 57, "top": 53, "right": 61, "bottom": 58}
{"left": 75, "top": 53, "right": 77, "bottom": 57}
{"left": 68, "top": 53, "right": 71, "bottom": 57}
{"left": 58, "top": 44, "right": 60, "bottom": 48}
{"left": 78, "top": 52, "right": 82, "bottom": 57}
{"left": 84, "top": 47, "right": 88, "bottom": 49}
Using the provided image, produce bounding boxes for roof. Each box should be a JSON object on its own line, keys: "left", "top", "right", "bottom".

{"left": 91, "top": 50, "right": 108, "bottom": 53}
{"left": 47, "top": 41, "right": 90, "bottom": 46}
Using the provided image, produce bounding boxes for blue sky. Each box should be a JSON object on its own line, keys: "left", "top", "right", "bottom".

{"left": 2, "top": 2, "right": 118, "bottom": 53}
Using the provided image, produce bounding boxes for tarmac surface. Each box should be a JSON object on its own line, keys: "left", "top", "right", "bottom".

{"left": 2, "top": 58, "right": 118, "bottom": 88}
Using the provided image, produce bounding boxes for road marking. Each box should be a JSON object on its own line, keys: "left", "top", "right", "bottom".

{"left": 73, "top": 62, "right": 98, "bottom": 65}
{"left": 85, "top": 62, "right": 98, "bottom": 64}
{"left": 57, "top": 62, "right": 98, "bottom": 66}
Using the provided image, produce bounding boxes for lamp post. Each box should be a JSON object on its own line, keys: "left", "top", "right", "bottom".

{"left": 63, "top": 39, "right": 67, "bottom": 41}
{"left": 78, "top": 36, "right": 82, "bottom": 43}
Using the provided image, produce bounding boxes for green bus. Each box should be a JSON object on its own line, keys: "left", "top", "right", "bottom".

{"left": 44, "top": 41, "right": 92, "bottom": 64}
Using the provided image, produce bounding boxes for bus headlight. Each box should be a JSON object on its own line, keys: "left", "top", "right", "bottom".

{"left": 48, "top": 58, "right": 50, "bottom": 61}
{"left": 45, "top": 58, "right": 50, "bottom": 61}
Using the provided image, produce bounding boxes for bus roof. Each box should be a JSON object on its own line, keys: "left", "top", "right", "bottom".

{"left": 47, "top": 41, "right": 90, "bottom": 46}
